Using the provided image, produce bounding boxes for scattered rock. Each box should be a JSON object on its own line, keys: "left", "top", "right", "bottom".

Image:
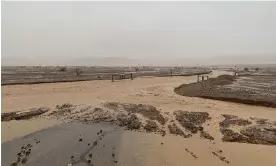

{"left": 56, "top": 103, "right": 74, "bottom": 109}
{"left": 104, "top": 102, "right": 166, "bottom": 125}
{"left": 168, "top": 123, "right": 189, "bottom": 138}
{"left": 21, "top": 157, "right": 27, "bottom": 164}
{"left": 117, "top": 114, "right": 141, "bottom": 130}
{"left": 220, "top": 114, "right": 252, "bottom": 128}
{"left": 144, "top": 120, "right": 159, "bottom": 132}
{"left": 2, "top": 107, "right": 49, "bottom": 121}
{"left": 240, "top": 125, "right": 276, "bottom": 145}
{"left": 200, "top": 131, "right": 214, "bottom": 140}
{"left": 221, "top": 128, "right": 248, "bottom": 143}
{"left": 10, "top": 162, "right": 17, "bottom": 166}
{"left": 174, "top": 110, "right": 210, "bottom": 133}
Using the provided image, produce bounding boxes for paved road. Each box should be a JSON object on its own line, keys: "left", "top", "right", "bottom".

{"left": 2, "top": 123, "right": 124, "bottom": 166}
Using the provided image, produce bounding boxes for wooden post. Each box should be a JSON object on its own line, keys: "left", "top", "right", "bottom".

{"left": 112, "top": 75, "right": 114, "bottom": 82}
{"left": 131, "top": 73, "right": 133, "bottom": 80}
{"left": 202, "top": 76, "right": 204, "bottom": 82}
{"left": 197, "top": 75, "right": 199, "bottom": 82}
{"left": 170, "top": 69, "right": 173, "bottom": 77}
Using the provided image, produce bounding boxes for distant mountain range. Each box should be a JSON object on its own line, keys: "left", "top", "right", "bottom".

{"left": 2, "top": 55, "right": 276, "bottom": 66}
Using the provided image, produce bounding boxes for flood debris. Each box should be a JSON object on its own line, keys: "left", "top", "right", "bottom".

{"left": 2, "top": 107, "right": 49, "bottom": 121}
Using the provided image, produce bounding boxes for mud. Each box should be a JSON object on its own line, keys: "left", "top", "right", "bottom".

{"left": 174, "top": 74, "right": 276, "bottom": 108}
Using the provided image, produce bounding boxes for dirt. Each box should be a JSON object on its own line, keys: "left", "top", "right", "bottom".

{"left": 1, "top": 107, "right": 49, "bottom": 121}
{"left": 174, "top": 110, "right": 210, "bottom": 133}
{"left": 174, "top": 74, "right": 276, "bottom": 108}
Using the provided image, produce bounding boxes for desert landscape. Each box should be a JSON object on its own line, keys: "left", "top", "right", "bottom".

{"left": 2, "top": 66, "right": 276, "bottom": 166}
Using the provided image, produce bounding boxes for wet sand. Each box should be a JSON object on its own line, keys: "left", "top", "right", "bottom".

{"left": 2, "top": 70, "right": 276, "bottom": 165}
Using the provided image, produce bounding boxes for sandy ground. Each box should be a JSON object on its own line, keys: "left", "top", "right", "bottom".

{"left": 2, "top": 70, "right": 276, "bottom": 165}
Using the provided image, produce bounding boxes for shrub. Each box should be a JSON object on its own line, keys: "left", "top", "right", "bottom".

{"left": 75, "top": 68, "right": 82, "bottom": 76}
{"left": 244, "top": 67, "right": 249, "bottom": 71}
{"left": 59, "top": 67, "right": 67, "bottom": 72}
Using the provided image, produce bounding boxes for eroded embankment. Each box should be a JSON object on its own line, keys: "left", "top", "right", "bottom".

{"left": 174, "top": 75, "right": 276, "bottom": 108}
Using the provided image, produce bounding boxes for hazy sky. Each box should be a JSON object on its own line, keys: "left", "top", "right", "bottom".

{"left": 2, "top": 1, "right": 276, "bottom": 65}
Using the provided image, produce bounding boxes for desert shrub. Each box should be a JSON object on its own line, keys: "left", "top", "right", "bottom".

{"left": 255, "top": 67, "right": 260, "bottom": 71}
{"left": 244, "top": 67, "right": 249, "bottom": 71}
{"left": 59, "top": 67, "right": 67, "bottom": 72}
{"left": 75, "top": 68, "right": 82, "bottom": 76}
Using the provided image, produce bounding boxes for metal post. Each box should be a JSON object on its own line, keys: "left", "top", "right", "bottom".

{"left": 170, "top": 69, "right": 172, "bottom": 77}
{"left": 131, "top": 73, "right": 133, "bottom": 80}
{"left": 197, "top": 75, "right": 199, "bottom": 82}
{"left": 112, "top": 75, "right": 114, "bottom": 82}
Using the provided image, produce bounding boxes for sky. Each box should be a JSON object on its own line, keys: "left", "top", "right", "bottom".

{"left": 2, "top": 1, "right": 276, "bottom": 65}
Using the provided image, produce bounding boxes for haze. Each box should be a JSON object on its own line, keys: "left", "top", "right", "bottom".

{"left": 2, "top": 1, "right": 276, "bottom": 66}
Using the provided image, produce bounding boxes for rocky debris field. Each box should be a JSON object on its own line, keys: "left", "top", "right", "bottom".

{"left": 2, "top": 102, "right": 276, "bottom": 146}
{"left": 220, "top": 114, "right": 276, "bottom": 145}
{"left": 174, "top": 74, "right": 276, "bottom": 108}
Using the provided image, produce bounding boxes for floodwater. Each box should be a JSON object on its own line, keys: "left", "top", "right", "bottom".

{"left": 2, "top": 70, "right": 276, "bottom": 166}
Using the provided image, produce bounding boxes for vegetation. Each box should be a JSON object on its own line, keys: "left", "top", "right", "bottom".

{"left": 59, "top": 67, "right": 67, "bottom": 72}
{"left": 75, "top": 68, "right": 82, "bottom": 76}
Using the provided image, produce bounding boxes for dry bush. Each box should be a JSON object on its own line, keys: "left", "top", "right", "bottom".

{"left": 59, "top": 67, "right": 67, "bottom": 72}
{"left": 75, "top": 68, "right": 82, "bottom": 76}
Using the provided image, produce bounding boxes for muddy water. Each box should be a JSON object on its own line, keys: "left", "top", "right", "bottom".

{"left": 2, "top": 70, "right": 276, "bottom": 166}
{"left": 2, "top": 123, "right": 276, "bottom": 166}
{"left": 119, "top": 131, "right": 276, "bottom": 166}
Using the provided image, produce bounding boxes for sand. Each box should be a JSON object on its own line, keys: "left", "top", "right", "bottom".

{"left": 2, "top": 70, "right": 276, "bottom": 165}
